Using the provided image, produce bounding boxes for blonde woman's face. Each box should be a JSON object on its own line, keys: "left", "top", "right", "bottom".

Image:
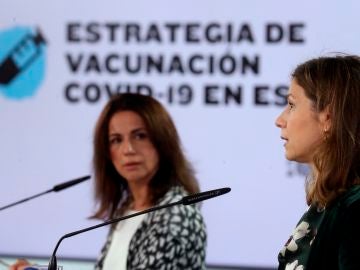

{"left": 275, "top": 80, "right": 330, "bottom": 164}
{"left": 108, "top": 111, "right": 159, "bottom": 187}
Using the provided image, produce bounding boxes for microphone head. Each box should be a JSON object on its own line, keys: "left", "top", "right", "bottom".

{"left": 182, "top": 187, "right": 231, "bottom": 205}
{"left": 53, "top": 175, "right": 91, "bottom": 192}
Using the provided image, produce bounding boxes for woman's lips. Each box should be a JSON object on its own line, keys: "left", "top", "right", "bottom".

{"left": 281, "top": 136, "right": 288, "bottom": 146}
{"left": 123, "top": 162, "right": 141, "bottom": 169}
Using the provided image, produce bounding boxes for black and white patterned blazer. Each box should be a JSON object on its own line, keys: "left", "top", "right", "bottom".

{"left": 95, "top": 186, "right": 207, "bottom": 270}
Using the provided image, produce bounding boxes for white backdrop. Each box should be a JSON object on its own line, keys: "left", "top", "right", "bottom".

{"left": 0, "top": 0, "right": 359, "bottom": 268}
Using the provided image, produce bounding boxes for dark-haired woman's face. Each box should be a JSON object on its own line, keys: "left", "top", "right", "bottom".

{"left": 108, "top": 110, "right": 159, "bottom": 188}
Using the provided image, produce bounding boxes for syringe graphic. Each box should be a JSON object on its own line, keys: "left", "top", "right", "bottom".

{"left": 0, "top": 28, "right": 46, "bottom": 85}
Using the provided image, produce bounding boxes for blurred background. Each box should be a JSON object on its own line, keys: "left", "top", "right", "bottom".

{"left": 1, "top": 0, "right": 359, "bottom": 269}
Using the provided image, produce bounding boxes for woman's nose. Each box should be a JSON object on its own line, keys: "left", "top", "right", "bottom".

{"left": 275, "top": 111, "right": 286, "bottom": 128}
{"left": 123, "top": 140, "right": 135, "bottom": 154}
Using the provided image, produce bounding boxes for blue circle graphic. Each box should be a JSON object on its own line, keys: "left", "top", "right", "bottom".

{"left": 0, "top": 26, "right": 47, "bottom": 100}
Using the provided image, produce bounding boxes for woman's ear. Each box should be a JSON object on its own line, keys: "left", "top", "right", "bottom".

{"left": 319, "top": 105, "right": 331, "bottom": 132}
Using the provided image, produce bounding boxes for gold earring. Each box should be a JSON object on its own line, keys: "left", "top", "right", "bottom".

{"left": 323, "top": 128, "right": 329, "bottom": 141}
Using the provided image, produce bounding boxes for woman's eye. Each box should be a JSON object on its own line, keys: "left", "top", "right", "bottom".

{"left": 288, "top": 101, "right": 295, "bottom": 110}
{"left": 134, "top": 132, "right": 147, "bottom": 140}
{"left": 109, "top": 137, "right": 122, "bottom": 144}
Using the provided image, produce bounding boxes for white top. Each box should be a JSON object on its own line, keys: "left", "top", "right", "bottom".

{"left": 102, "top": 210, "right": 146, "bottom": 270}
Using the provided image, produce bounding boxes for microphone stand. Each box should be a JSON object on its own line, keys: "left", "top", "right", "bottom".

{"left": 0, "top": 189, "right": 53, "bottom": 212}
{"left": 0, "top": 175, "right": 91, "bottom": 212}
{"left": 48, "top": 187, "right": 231, "bottom": 270}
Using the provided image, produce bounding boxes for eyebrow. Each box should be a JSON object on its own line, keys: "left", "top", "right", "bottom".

{"left": 131, "top": 127, "right": 146, "bottom": 134}
{"left": 286, "top": 93, "right": 295, "bottom": 99}
{"left": 109, "top": 127, "right": 146, "bottom": 137}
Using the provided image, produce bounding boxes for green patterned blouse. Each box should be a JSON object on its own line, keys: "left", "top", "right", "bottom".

{"left": 278, "top": 205, "right": 325, "bottom": 270}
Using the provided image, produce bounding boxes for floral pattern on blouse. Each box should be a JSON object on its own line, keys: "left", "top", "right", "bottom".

{"left": 278, "top": 206, "right": 325, "bottom": 270}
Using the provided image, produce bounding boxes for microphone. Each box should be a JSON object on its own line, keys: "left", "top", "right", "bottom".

{"left": 0, "top": 175, "right": 91, "bottom": 212}
{"left": 47, "top": 187, "right": 231, "bottom": 270}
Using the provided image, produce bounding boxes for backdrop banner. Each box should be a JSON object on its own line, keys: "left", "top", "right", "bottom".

{"left": 0, "top": 0, "right": 359, "bottom": 268}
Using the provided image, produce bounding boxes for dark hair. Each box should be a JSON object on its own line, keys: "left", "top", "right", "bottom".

{"left": 292, "top": 54, "right": 360, "bottom": 207}
{"left": 92, "top": 93, "right": 200, "bottom": 219}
